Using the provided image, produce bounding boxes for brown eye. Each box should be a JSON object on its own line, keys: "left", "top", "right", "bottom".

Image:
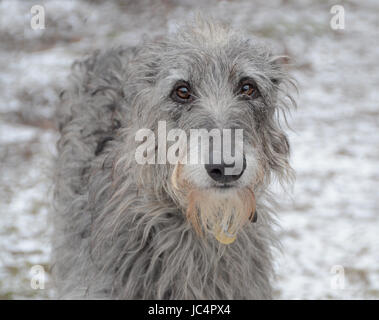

{"left": 176, "top": 86, "right": 190, "bottom": 99}
{"left": 171, "top": 81, "right": 193, "bottom": 103}
{"left": 240, "top": 83, "right": 257, "bottom": 97}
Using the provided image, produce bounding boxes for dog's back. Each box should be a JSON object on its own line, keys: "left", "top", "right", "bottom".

{"left": 53, "top": 48, "right": 134, "bottom": 297}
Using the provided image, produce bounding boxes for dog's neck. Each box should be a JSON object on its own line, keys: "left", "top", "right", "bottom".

{"left": 87, "top": 180, "right": 275, "bottom": 299}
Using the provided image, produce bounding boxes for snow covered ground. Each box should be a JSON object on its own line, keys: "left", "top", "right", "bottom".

{"left": 0, "top": 0, "right": 378, "bottom": 299}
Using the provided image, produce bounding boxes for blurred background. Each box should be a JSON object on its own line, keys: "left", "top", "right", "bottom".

{"left": 0, "top": 0, "right": 378, "bottom": 299}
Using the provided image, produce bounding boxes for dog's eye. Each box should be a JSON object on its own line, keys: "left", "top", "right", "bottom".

{"left": 171, "top": 81, "right": 193, "bottom": 103}
{"left": 239, "top": 81, "right": 259, "bottom": 98}
{"left": 176, "top": 86, "right": 190, "bottom": 99}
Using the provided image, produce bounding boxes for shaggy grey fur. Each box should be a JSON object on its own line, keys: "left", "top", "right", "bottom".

{"left": 53, "top": 18, "right": 295, "bottom": 299}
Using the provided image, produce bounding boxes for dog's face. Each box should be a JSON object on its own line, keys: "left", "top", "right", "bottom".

{"left": 130, "top": 20, "right": 293, "bottom": 244}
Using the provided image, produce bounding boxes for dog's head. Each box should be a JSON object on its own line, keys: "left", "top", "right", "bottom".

{"left": 129, "top": 18, "right": 295, "bottom": 244}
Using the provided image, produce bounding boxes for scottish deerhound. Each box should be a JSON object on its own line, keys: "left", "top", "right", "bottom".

{"left": 53, "top": 18, "right": 295, "bottom": 299}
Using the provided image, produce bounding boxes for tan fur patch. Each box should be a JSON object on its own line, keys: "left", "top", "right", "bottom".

{"left": 171, "top": 163, "right": 256, "bottom": 244}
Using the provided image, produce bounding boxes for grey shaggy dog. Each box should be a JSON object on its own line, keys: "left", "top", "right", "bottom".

{"left": 53, "top": 18, "right": 295, "bottom": 299}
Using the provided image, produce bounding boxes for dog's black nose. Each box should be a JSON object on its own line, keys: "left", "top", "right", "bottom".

{"left": 205, "top": 157, "right": 246, "bottom": 183}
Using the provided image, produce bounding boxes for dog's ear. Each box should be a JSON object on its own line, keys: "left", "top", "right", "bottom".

{"left": 268, "top": 55, "right": 290, "bottom": 87}
{"left": 131, "top": 41, "right": 166, "bottom": 85}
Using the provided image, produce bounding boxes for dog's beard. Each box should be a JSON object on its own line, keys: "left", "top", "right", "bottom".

{"left": 186, "top": 188, "right": 256, "bottom": 244}
{"left": 171, "top": 164, "right": 256, "bottom": 244}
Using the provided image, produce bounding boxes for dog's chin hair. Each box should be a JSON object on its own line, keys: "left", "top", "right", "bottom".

{"left": 186, "top": 188, "right": 255, "bottom": 238}
{"left": 170, "top": 162, "right": 256, "bottom": 238}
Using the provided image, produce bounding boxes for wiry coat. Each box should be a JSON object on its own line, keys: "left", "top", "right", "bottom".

{"left": 53, "top": 19, "right": 294, "bottom": 299}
